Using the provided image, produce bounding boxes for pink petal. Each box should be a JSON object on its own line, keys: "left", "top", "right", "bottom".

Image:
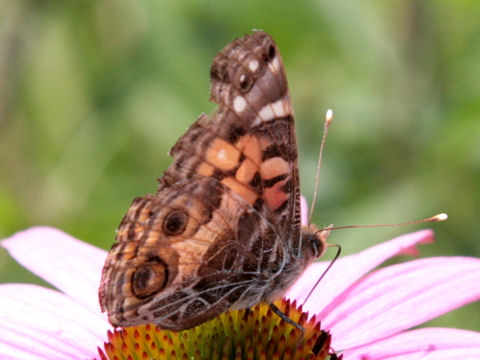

{"left": 286, "top": 230, "right": 434, "bottom": 315}
{"left": 325, "top": 257, "right": 480, "bottom": 350}
{"left": 0, "top": 284, "right": 109, "bottom": 359}
{"left": 2, "top": 227, "right": 107, "bottom": 314}
{"left": 342, "top": 327, "right": 480, "bottom": 359}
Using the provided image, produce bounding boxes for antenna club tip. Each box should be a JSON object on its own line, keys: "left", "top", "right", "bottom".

{"left": 325, "top": 109, "right": 333, "bottom": 124}
{"left": 433, "top": 213, "right": 448, "bottom": 222}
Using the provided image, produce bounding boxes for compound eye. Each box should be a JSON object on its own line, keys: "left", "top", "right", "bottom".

{"left": 307, "top": 231, "right": 327, "bottom": 259}
{"left": 310, "top": 237, "right": 321, "bottom": 258}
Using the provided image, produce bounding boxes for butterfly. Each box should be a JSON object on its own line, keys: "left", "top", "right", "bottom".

{"left": 99, "top": 30, "right": 330, "bottom": 331}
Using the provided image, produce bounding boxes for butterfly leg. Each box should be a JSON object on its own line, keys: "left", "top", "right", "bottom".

{"left": 312, "top": 330, "right": 342, "bottom": 358}
{"left": 269, "top": 303, "right": 305, "bottom": 347}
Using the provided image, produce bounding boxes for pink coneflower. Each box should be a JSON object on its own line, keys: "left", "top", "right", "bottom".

{"left": 1, "top": 226, "right": 479, "bottom": 359}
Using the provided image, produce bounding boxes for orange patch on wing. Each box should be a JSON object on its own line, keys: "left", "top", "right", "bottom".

{"left": 259, "top": 137, "right": 272, "bottom": 150}
{"left": 121, "top": 269, "right": 136, "bottom": 296}
{"left": 264, "top": 179, "right": 288, "bottom": 211}
{"left": 133, "top": 225, "right": 146, "bottom": 240}
{"left": 198, "top": 162, "right": 215, "bottom": 177}
{"left": 236, "top": 135, "right": 262, "bottom": 164}
{"left": 138, "top": 207, "right": 152, "bottom": 222}
{"left": 119, "top": 242, "right": 138, "bottom": 261}
{"left": 236, "top": 158, "right": 257, "bottom": 184}
{"left": 144, "top": 229, "right": 161, "bottom": 247}
{"left": 221, "top": 177, "right": 258, "bottom": 205}
{"left": 116, "top": 227, "right": 129, "bottom": 240}
{"left": 206, "top": 138, "right": 241, "bottom": 171}
{"left": 260, "top": 157, "right": 289, "bottom": 180}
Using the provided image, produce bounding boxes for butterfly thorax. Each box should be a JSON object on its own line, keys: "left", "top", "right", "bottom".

{"left": 262, "top": 224, "right": 329, "bottom": 303}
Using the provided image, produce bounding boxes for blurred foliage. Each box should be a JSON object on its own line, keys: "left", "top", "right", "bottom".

{"left": 0, "top": 0, "right": 479, "bottom": 331}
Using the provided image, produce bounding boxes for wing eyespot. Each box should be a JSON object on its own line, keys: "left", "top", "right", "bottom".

{"left": 237, "top": 72, "right": 254, "bottom": 93}
{"left": 132, "top": 258, "right": 168, "bottom": 299}
{"left": 163, "top": 209, "right": 189, "bottom": 236}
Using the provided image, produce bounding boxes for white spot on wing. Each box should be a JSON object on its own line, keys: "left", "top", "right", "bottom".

{"left": 258, "top": 105, "right": 275, "bottom": 121}
{"left": 271, "top": 100, "right": 285, "bottom": 117}
{"left": 249, "top": 60, "right": 259, "bottom": 72}
{"left": 233, "top": 96, "right": 246, "bottom": 112}
{"left": 253, "top": 98, "right": 290, "bottom": 126}
{"left": 269, "top": 57, "right": 280, "bottom": 73}
{"left": 218, "top": 149, "right": 226, "bottom": 160}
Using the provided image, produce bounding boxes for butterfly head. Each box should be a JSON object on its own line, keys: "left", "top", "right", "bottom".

{"left": 301, "top": 224, "right": 331, "bottom": 261}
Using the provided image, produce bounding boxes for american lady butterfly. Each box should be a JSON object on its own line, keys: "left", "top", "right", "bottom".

{"left": 99, "top": 30, "right": 330, "bottom": 331}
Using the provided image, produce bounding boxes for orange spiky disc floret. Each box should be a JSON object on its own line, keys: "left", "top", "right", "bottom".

{"left": 98, "top": 299, "right": 340, "bottom": 360}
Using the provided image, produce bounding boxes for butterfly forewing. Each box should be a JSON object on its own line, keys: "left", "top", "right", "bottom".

{"left": 163, "top": 31, "right": 301, "bottom": 247}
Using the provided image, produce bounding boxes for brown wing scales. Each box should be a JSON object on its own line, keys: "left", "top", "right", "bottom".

{"left": 100, "top": 30, "right": 308, "bottom": 332}
{"left": 160, "top": 32, "right": 300, "bottom": 247}
{"left": 100, "top": 176, "right": 285, "bottom": 329}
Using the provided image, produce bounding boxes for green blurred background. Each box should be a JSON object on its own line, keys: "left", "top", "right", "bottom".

{"left": 1, "top": 1, "right": 479, "bottom": 331}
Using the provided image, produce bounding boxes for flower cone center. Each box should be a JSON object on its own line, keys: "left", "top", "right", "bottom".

{"left": 98, "top": 298, "right": 338, "bottom": 360}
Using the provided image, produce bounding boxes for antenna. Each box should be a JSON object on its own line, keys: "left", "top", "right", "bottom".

{"left": 303, "top": 109, "right": 448, "bottom": 306}
{"left": 303, "top": 212, "right": 448, "bottom": 305}
{"left": 319, "top": 213, "right": 448, "bottom": 232}
{"left": 308, "top": 109, "right": 333, "bottom": 225}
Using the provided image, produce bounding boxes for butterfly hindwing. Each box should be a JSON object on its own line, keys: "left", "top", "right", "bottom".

{"left": 100, "top": 176, "right": 286, "bottom": 329}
